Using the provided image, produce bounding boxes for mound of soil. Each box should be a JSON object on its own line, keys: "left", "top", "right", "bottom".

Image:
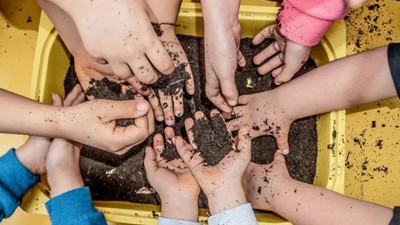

{"left": 64, "top": 35, "right": 318, "bottom": 208}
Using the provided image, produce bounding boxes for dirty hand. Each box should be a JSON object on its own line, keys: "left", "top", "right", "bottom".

{"left": 58, "top": 87, "right": 154, "bottom": 154}
{"left": 145, "top": 0, "right": 195, "bottom": 125}
{"left": 43, "top": 85, "right": 85, "bottom": 197}
{"left": 46, "top": 85, "right": 85, "bottom": 197}
{"left": 202, "top": 0, "right": 246, "bottom": 113}
{"left": 224, "top": 90, "right": 292, "bottom": 154}
{"left": 14, "top": 85, "right": 85, "bottom": 175}
{"left": 242, "top": 152, "right": 290, "bottom": 211}
{"left": 147, "top": 26, "right": 194, "bottom": 126}
{"left": 52, "top": 0, "right": 175, "bottom": 84}
{"left": 253, "top": 24, "right": 311, "bottom": 85}
{"left": 175, "top": 110, "right": 251, "bottom": 215}
{"left": 144, "top": 127, "right": 200, "bottom": 222}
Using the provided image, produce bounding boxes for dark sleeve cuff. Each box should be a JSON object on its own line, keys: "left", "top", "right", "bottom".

{"left": 0, "top": 149, "right": 39, "bottom": 218}
{"left": 46, "top": 187, "right": 107, "bottom": 225}
{"left": 389, "top": 206, "right": 400, "bottom": 225}
{"left": 388, "top": 43, "right": 400, "bottom": 97}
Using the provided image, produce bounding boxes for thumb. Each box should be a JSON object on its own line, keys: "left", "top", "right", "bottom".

{"left": 101, "top": 99, "right": 150, "bottom": 121}
{"left": 144, "top": 147, "right": 158, "bottom": 180}
{"left": 236, "top": 125, "right": 251, "bottom": 159}
{"left": 175, "top": 137, "right": 194, "bottom": 166}
{"left": 52, "top": 92, "right": 63, "bottom": 107}
{"left": 220, "top": 77, "right": 239, "bottom": 107}
{"left": 275, "top": 133, "right": 289, "bottom": 155}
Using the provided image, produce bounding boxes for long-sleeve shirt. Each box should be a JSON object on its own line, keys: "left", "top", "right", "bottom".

{"left": 0, "top": 148, "right": 106, "bottom": 225}
{"left": 278, "top": 0, "right": 347, "bottom": 46}
{"left": 158, "top": 203, "right": 258, "bottom": 225}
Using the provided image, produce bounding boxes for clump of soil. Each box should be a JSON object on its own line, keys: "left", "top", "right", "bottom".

{"left": 191, "top": 115, "right": 234, "bottom": 166}
{"left": 64, "top": 35, "right": 318, "bottom": 208}
{"left": 160, "top": 138, "right": 180, "bottom": 162}
{"left": 86, "top": 78, "right": 136, "bottom": 101}
{"left": 151, "top": 63, "right": 190, "bottom": 95}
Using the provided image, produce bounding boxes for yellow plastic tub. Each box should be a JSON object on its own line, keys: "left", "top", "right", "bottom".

{"left": 22, "top": 1, "right": 346, "bottom": 224}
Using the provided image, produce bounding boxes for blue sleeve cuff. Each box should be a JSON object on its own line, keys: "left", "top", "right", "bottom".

{"left": 158, "top": 217, "right": 202, "bottom": 225}
{"left": 46, "top": 187, "right": 106, "bottom": 225}
{"left": 0, "top": 149, "right": 39, "bottom": 218}
{"left": 208, "top": 203, "right": 258, "bottom": 225}
{"left": 388, "top": 43, "right": 400, "bottom": 97}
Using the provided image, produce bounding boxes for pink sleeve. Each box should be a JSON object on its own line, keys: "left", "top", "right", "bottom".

{"left": 278, "top": 0, "right": 347, "bottom": 46}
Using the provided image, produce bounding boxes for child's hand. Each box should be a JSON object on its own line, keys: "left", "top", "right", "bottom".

{"left": 144, "top": 127, "right": 200, "bottom": 222}
{"left": 52, "top": 0, "right": 175, "bottom": 84}
{"left": 253, "top": 24, "right": 311, "bottom": 85}
{"left": 13, "top": 85, "right": 85, "bottom": 175}
{"left": 176, "top": 110, "right": 251, "bottom": 215}
{"left": 60, "top": 93, "right": 155, "bottom": 154}
{"left": 201, "top": 0, "right": 246, "bottom": 113}
{"left": 46, "top": 86, "right": 85, "bottom": 197}
{"left": 224, "top": 90, "right": 292, "bottom": 154}
{"left": 242, "top": 152, "right": 290, "bottom": 211}
{"left": 145, "top": 0, "right": 195, "bottom": 125}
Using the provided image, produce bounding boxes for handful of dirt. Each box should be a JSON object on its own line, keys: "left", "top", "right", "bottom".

{"left": 191, "top": 115, "right": 234, "bottom": 166}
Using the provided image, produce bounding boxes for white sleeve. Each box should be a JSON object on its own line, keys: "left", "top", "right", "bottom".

{"left": 158, "top": 217, "right": 202, "bottom": 225}
{"left": 207, "top": 203, "right": 258, "bottom": 225}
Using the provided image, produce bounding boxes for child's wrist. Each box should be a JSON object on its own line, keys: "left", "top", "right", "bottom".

{"left": 161, "top": 195, "right": 199, "bottom": 222}
{"left": 48, "top": 168, "right": 84, "bottom": 197}
{"left": 206, "top": 185, "right": 247, "bottom": 215}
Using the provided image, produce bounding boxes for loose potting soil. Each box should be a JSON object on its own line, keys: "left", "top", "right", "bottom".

{"left": 64, "top": 35, "right": 318, "bottom": 208}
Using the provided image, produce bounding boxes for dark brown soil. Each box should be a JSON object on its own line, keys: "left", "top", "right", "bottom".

{"left": 64, "top": 35, "right": 318, "bottom": 208}
{"left": 160, "top": 137, "right": 180, "bottom": 162}
{"left": 151, "top": 63, "right": 190, "bottom": 96}
{"left": 191, "top": 115, "right": 234, "bottom": 166}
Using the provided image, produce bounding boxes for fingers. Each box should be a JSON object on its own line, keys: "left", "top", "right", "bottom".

{"left": 52, "top": 92, "right": 64, "bottom": 107}
{"left": 148, "top": 89, "right": 164, "bottom": 121}
{"left": 184, "top": 118, "right": 197, "bottom": 149}
{"left": 275, "top": 134, "right": 289, "bottom": 155}
{"left": 145, "top": 40, "right": 175, "bottom": 75}
{"left": 236, "top": 125, "right": 251, "bottom": 157}
{"left": 109, "top": 61, "right": 133, "bottom": 79}
{"left": 205, "top": 61, "right": 238, "bottom": 109}
{"left": 253, "top": 41, "right": 281, "bottom": 65}
{"left": 153, "top": 133, "right": 164, "bottom": 161}
{"left": 112, "top": 116, "right": 150, "bottom": 150}
{"left": 274, "top": 41, "right": 311, "bottom": 85}
{"left": 144, "top": 146, "right": 158, "bottom": 179}
{"left": 164, "top": 126, "right": 175, "bottom": 140}
{"left": 238, "top": 50, "right": 246, "bottom": 67}
{"left": 273, "top": 150, "right": 286, "bottom": 162}
{"left": 205, "top": 81, "right": 232, "bottom": 113}
{"left": 223, "top": 106, "right": 245, "bottom": 120}
{"left": 127, "top": 76, "right": 151, "bottom": 96}
{"left": 159, "top": 91, "right": 175, "bottom": 126}
{"left": 63, "top": 84, "right": 83, "bottom": 106}
{"left": 252, "top": 24, "right": 275, "bottom": 46}
{"left": 184, "top": 63, "right": 195, "bottom": 95}
{"left": 128, "top": 57, "right": 159, "bottom": 84}
{"left": 172, "top": 89, "right": 184, "bottom": 117}
{"left": 257, "top": 53, "right": 283, "bottom": 75}
{"left": 226, "top": 117, "right": 243, "bottom": 132}
{"left": 101, "top": 99, "right": 150, "bottom": 121}
{"left": 175, "top": 136, "right": 194, "bottom": 165}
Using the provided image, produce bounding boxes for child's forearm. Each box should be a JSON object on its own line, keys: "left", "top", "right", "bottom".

{"left": 276, "top": 45, "right": 397, "bottom": 121}
{"left": 0, "top": 89, "right": 64, "bottom": 137}
{"left": 270, "top": 179, "right": 392, "bottom": 225}
{"left": 200, "top": 0, "right": 240, "bottom": 26}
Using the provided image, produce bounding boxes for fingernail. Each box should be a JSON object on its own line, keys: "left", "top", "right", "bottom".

{"left": 228, "top": 100, "right": 237, "bottom": 106}
{"left": 137, "top": 101, "right": 149, "bottom": 111}
{"left": 156, "top": 116, "right": 164, "bottom": 121}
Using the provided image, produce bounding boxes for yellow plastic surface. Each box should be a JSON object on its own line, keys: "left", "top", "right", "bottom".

{"left": 22, "top": 1, "right": 346, "bottom": 224}
{"left": 344, "top": 0, "right": 400, "bottom": 208}
{"left": 0, "top": 0, "right": 51, "bottom": 224}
